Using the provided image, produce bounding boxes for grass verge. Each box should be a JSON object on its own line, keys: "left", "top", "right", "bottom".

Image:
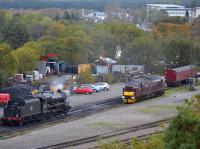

{"left": 137, "top": 105, "right": 177, "bottom": 114}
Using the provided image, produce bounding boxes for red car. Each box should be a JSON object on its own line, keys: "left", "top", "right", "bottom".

{"left": 0, "top": 93, "right": 11, "bottom": 105}
{"left": 75, "top": 86, "right": 93, "bottom": 94}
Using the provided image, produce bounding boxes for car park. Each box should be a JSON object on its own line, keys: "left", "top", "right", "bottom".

{"left": 81, "top": 84, "right": 101, "bottom": 92}
{"left": 94, "top": 82, "right": 110, "bottom": 91}
{"left": 74, "top": 86, "right": 93, "bottom": 94}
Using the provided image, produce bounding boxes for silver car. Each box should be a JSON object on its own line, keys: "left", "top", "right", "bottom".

{"left": 94, "top": 82, "right": 110, "bottom": 91}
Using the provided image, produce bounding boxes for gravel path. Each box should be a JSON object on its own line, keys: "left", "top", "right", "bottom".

{"left": 0, "top": 87, "right": 199, "bottom": 149}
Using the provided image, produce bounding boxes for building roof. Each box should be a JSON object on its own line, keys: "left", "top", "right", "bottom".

{"left": 172, "top": 65, "right": 195, "bottom": 72}
{"left": 126, "top": 75, "right": 162, "bottom": 87}
{"left": 146, "top": 4, "right": 185, "bottom": 9}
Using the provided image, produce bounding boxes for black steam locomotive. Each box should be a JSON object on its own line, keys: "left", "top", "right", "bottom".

{"left": 3, "top": 91, "right": 71, "bottom": 125}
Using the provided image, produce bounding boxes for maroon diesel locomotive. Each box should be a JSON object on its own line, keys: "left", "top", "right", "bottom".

{"left": 122, "top": 75, "right": 165, "bottom": 104}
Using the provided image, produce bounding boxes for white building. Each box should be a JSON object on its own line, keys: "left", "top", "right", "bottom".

{"left": 147, "top": 4, "right": 200, "bottom": 20}
{"left": 86, "top": 12, "right": 107, "bottom": 22}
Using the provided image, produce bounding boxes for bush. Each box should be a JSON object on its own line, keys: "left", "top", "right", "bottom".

{"left": 164, "top": 95, "right": 200, "bottom": 149}
{"left": 98, "top": 134, "right": 164, "bottom": 149}
{"left": 78, "top": 71, "right": 96, "bottom": 84}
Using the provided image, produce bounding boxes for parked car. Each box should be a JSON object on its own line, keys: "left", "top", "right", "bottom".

{"left": 81, "top": 84, "right": 101, "bottom": 92}
{"left": 74, "top": 86, "right": 93, "bottom": 94}
{"left": 94, "top": 82, "right": 110, "bottom": 91}
{"left": 70, "top": 85, "right": 78, "bottom": 94}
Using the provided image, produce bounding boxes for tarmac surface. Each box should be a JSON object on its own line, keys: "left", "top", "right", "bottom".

{"left": 0, "top": 86, "right": 199, "bottom": 149}
{"left": 68, "top": 83, "right": 124, "bottom": 107}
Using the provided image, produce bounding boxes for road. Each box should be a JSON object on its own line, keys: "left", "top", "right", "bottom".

{"left": 0, "top": 86, "right": 199, "bottom": 149}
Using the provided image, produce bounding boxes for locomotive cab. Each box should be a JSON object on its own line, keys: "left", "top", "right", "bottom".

{"left": 122, "top": 86, "right": 136, "bottom": 104}
{"left": 4, "top": 100, "right": 22, "bottom": 123}
{"left": 4, "top": 98, "right": 41, "bottom": 125}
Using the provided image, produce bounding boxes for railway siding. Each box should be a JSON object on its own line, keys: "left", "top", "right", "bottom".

{"left": 0, "top": 86, "right": 199, "bottom": 149}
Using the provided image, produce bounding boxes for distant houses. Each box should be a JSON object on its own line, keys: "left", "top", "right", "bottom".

{"left": 84, "top": 11, "right": 132, "bottom": 22}
{"left": 85, "top": 12, "right": 107, "bottom": 22}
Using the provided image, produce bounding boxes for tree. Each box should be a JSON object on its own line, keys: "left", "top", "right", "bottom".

{"left": 64, "top": 11, "right": 70, "bottom": 20}
{"left": 78, "top": 71, "right": 96, "bottom": 84}
{"left": 164, "top": 39, "right": 191, "bottom": 67}
{"left": 46, "top": 23, "right": 65, "bottom": 37}
{"left": 0, "top": 53, "right": 18, "bottom": 76}
{"left": 59, "top": 36, "right": 88, "bottom": 65}
{"left": 12, "top": 46, "right": 39, "bottom": 73}
{"left": 0, "top": 10, "right": 12, "bottom": 42}
{"left": 152, "top": 23, "right": 191, "bottom": 41}
{"left": 0, "top": 69, "right": 8, "bottom": 86}
{"left": 28, "top": 24, "right": 48, "bottom": 40}
{"left": 4, "top": 15, "right": 30, "bottom": 49}
{"left": 0, "top": 44, "right": 15, "bottom": 76}
{"left": 185, "top": 10, "right": 190, "bottom": 22}
{"left": 121, "top": 36, "right": 158, "bottom": 66}
{"left": 0, "top": 43, "right": 12, "bottom": 58}
{"left": 155, "top": 16, "right": 186, "bottom": 24}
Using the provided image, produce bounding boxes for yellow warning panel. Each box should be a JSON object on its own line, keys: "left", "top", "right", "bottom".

{"left": 124, "top": 91, "right": 134, "bottom": 96}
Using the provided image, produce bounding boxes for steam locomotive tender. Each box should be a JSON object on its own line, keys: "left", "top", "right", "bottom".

{"left": 3, "top": 92, "right": 71, "bottom": 125}
{"left": 122, "top": 75, "right": 165, "bottom": 104}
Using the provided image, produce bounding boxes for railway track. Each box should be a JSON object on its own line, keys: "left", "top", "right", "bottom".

{"left": 0, "top": 86, "right": 179, "bottom": 139}
{"left": 36, "top": 119, "right": 169, "bottom": 149}
{"left": 0, "top": 86, "right": 186, "bottom": 140}
{"left": 0, "top": 97, "right": 123, "bottom": 139}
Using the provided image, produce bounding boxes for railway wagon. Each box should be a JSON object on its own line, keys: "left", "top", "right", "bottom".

{"left": 122, "top": 75, "right": 165, "bottom": 104}
{"left": 164, "top": 65, "right": 197, "bottom": 87}
{"left": 3, "top": 92, "right": 71, "bottom": 125}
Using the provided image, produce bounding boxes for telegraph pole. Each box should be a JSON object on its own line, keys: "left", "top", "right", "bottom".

{"left": 189, "top": 0, "right": 197, "bottom": 91}
{"left": 191, "top": 0, "right": 197, "bottom": 66}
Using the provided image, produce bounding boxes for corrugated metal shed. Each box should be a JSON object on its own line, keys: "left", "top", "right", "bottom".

{"left": 95, "top": 66, "right": 109, "bottom": 74}
{"left": 112, "top": 65, "right": 144, "bottom": 73}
